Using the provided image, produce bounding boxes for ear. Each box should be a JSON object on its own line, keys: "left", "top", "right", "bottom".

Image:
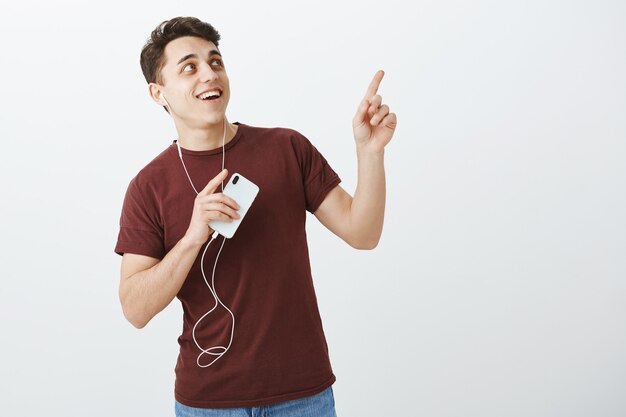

{"left": 148, "top": 83, "right": 168, "bottom": 107}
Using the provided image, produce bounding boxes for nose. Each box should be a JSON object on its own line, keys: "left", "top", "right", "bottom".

{"left": 198, "top": 62, "right": 218, "bottom": 83}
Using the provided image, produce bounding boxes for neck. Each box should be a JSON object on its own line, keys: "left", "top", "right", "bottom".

{"left": 175, "top": 118, "right": 237, "bottom": 151}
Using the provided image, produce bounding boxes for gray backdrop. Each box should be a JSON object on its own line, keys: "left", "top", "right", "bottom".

{"left": 1, "top": 0, "right": 625, "bottom": 416}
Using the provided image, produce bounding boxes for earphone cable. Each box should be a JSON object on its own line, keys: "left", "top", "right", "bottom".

{"left": 176, "top": 119, "right": 234, "bottom": 368}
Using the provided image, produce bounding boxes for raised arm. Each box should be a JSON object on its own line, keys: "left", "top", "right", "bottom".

{"left": 314, "top": 70, "right": 397, "bottom": 249}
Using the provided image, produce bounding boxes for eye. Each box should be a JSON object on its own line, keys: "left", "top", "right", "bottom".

{"left": 181, "top": 59, "right": 223, "bottom": 73}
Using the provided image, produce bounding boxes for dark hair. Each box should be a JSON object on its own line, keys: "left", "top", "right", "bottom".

{"left": 140, "top": 16, "right": 221, "bottom": 113}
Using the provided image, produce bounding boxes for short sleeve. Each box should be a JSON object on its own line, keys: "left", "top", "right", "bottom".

{"left": 114, "top": 177, "right": 165, "bottom": 259}
{"left": 291, "top": 131, "right": 342, "bottom": 213}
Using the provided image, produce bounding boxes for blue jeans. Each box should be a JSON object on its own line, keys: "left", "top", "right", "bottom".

{"left": 174, "top": 385, "right": 337, "bottom": 417}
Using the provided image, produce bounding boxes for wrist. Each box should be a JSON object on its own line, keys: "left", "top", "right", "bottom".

{"left": 180, "top": 233, "right": 205, "bottom": 251}
{"left": 356, "top": 143, "right": 385, "bottom": 160}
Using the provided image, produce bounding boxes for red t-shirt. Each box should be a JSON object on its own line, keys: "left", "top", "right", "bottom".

{"left": 114, "top": 122, "right": 341, "bottom": 408}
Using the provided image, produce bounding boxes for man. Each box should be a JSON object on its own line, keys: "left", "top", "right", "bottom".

{"left": 114, "top": 16, "right": 396, "bottom": 417}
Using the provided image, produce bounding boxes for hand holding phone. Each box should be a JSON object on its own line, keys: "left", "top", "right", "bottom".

{"left": 208, "top": 172, "right": 259, "bottom": 239}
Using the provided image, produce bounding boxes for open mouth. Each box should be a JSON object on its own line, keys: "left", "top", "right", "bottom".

{"left": 196, "top": 89, "right": 223, "bottom": 101}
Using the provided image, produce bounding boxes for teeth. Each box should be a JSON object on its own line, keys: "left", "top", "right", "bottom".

{"left": 198, "top": 90, "right": 221, "bottom": 100}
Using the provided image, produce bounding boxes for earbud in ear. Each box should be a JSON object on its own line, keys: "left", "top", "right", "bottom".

{"left": 162, "top": 95, "right": 170, "bottom": 107}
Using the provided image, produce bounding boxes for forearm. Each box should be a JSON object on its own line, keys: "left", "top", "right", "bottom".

{"left": 350, "top": 145, "right": 386, "bottom": 248}
{"left": 120, "top": 235, "right": 204, "bottom": 328}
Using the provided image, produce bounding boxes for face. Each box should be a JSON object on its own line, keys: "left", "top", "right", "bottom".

{"left": 150, "top": 36, "right": 230, "bottom": 126}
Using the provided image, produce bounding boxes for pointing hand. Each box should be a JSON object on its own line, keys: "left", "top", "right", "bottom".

{"left": 352, "top": 70, "right": 397, "bottom": 152}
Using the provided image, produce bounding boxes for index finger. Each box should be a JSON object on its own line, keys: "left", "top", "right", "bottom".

{"left": 364, "top": 70, "right": 385, "bottom": 100}
{"left": 198, "top": 168, "right": 228, "bottom": 197}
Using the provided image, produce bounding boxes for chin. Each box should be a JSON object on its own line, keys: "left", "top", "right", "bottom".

{"left": 201, "top": 114, "right": 226, "bottom": 126}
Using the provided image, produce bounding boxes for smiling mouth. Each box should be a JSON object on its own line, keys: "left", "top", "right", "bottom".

{"left": 196, "top": 89, "right": 223, "bottom": 101}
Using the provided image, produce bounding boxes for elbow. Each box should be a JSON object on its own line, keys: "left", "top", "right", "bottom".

{"left": 127, "top": 313, "right": 149, "bottom": 329}
{"left": 133, "top": 321, "right": 148, "bottom": 330}
{"left": 346, "top": 222, "right": 382, "bottom": 250}
{"left": 122, "top": 304, "right": 149, "bottom": 329}
{"left": 119, "top": 291, "right": 150, "bottom": 329}
{"left": 349, "top": 236, "right": 380, "bottom": 250}
{"left": 357, "top": 241, "right": 379, "bottom": 250}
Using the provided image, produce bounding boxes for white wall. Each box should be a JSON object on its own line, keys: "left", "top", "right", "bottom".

{"left": 0, "top": 0, "right": 625, "bottom": 416}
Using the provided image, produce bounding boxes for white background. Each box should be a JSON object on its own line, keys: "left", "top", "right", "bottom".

{"left": 1, "top": 1, "right": 625, "bottom": 416}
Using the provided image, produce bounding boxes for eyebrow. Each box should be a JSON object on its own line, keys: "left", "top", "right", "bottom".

{"left": 176, "top": 49, "right": 222, "bottom": 66}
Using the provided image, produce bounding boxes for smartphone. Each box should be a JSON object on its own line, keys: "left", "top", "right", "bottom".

{"left": 208, "top": 172, "right": 260, "bottom": 239}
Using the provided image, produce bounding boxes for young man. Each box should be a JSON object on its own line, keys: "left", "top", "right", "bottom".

{"left": 114, "top": 16, "right": 396, "bottom": 417}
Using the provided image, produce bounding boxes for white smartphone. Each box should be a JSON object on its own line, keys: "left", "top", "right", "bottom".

{"left": 208, "top": 172, "right": 260, "bottom": 239}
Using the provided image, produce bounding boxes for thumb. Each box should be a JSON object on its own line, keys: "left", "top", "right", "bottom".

{"left": 198, "top": 168, "right": 228, "bottom": 197}
{"left": 352, "top": 97, "right": 370, "bottom": 128}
